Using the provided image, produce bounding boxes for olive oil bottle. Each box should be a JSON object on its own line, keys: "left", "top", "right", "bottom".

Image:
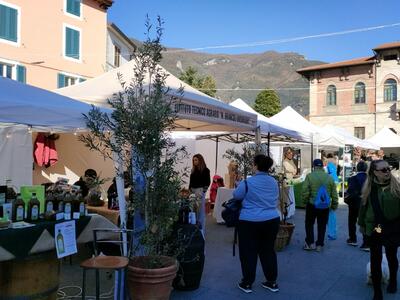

{"left": 12, "top": 193, "right": 25, "bottom": 222}
{"left": 27, "top": 193, "right": 40, "bottom": 221}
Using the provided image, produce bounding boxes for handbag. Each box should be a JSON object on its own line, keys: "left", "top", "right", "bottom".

{"left": 370, "top": 185, "right": 400, "bottom": 246}
{"left": 221, "top": 180, "right": 248, "bottom": 228}
{"left": 221, "top": 180, "right": 248, "bottom": 257}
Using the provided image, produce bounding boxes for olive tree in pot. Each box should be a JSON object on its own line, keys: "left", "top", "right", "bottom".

{"left": 80, "top": 17, "right": 187, "bottom": 300}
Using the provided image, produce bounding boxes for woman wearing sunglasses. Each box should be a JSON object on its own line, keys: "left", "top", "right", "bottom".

{"left": 358, "top": 160, "right": 400, "bottom": 300}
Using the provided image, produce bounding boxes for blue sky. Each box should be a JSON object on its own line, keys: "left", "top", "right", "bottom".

{"left": 108, "top": 0, "right": 400, "bottom": 63}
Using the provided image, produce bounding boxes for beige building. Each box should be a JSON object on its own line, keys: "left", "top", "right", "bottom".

{"left": 297, "top": 42, "right": 400, "bottom": 139}
{"left": 0, "top": 0, "right": 112, "bottom": 90}
{"left": 106, "top": 22, "right": 137, "bottom": 71}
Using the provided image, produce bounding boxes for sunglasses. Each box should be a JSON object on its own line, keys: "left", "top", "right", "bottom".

{"left": 375, "top": 167, "right": 391, "bottom": 173}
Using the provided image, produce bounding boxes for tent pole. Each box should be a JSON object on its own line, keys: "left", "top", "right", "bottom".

{"left": 215, "top": 137, "right": 219, "bottom": 174}
{"left": 267, "top": 132, "right": 270, "bottom": 156}
{"left": 255, "top": 126, "right": 261, "bottom": 154}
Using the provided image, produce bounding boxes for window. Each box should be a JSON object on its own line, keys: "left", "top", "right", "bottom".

{"left": 57, "top": 73, "right": 85, "bottom": 88}
{"left": 354, "top": 127, "right": 365, "bottom": 139}
{"left": 354, "top": 82, "right": 366, "bottom": 104}
{"left": 66, "top": 0, "right": 81, "bottom": 17}
{"left": 0, "top": 61, "right": 25, "bottom": 83}
{"left": 64, "top": 26, "right": 80, "bottom": 60}
{"left": 0, "top": 2, "right": 18, "bottom": 43}
{"left": 384, "top": 79, "right": 397, "bottom": 102}
{"left": 326, "top": 85, "right": 336, "bottom": 106}
{"left": 383, "top": 54, "right": 397, "bottom": 61}
{"left": 114, "top": 45, "right": 121, "bottom": 67}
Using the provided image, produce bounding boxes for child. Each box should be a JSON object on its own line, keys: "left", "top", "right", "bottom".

{"left": 209, "top": 175, "right": 224, "bottom": 208}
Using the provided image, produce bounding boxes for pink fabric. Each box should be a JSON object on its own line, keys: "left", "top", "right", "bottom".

{"left": 209, "top": 175, "right": 224, "bottom": 204}
{"left": 34, "top": 133, "right": 58, "bottom": 167}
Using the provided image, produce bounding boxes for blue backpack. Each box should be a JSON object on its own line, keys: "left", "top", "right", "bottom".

{"left": 314, "top": 185, "right": 331, "bottom": 209}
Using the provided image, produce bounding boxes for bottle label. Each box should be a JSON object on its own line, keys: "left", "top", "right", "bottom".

{"left": 46, "top": 202, "right": 53, "bottom": 212}
{"left": 65, "top": 203, "right": 71, "bottom": 214}
{"left": 79, "top": 203, "right": 85, "bottom": 215}
{"left": 16, "top": 206, "right": 24, "bottom": 221}
{"left": 32, "top": 205, "right": 39, "bottom": 220}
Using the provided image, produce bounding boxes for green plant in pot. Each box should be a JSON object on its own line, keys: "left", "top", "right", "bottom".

{"left": 80, "top": 16, "right": 188, "bottom": 300}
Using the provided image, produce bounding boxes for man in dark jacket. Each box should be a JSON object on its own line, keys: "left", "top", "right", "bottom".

{"left": 346, "top": 161, "right": 368, "bottom": 250}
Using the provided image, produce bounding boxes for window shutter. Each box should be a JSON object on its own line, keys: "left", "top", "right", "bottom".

{"left": 57, "top": 73, "right": 66, "bottom": 88}
{"left": 16, "top": 65, "right": 26, "bottom": 83}
{"left": 65, "top": 27, "right": 80, "bottom": 59}
{"left": 0, "top": 4, "right": 18, "bottom": 42}
{"left": 79, "top": 78, "right": 86, "bottom": 83}
{"left": 67, "top": 0, "right": 80, "bottom": 17}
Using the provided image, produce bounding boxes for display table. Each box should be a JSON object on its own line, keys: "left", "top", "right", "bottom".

{"left": 293, "top": 181, "right": 305, "bottom": 208}
{"left": 87, "top": 203, "right": 120, "bottom": 226}
{"left": 0, "top": 214, "right": 118, "bottom": 299}
{"left": 213, "top": 187, "right": 234, "bottom": 224}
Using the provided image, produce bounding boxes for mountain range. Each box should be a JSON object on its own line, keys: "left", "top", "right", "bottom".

{"left": 131, "top": 39, "right": 324, "bottom": 116}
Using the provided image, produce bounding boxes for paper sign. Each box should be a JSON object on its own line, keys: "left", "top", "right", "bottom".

{"left": 11, "top": 221, "right": 35, "bottom": 229}
{"left": 73, "top": 212, "right": 80, "bottom": 219}
{"left": 2, "top": 203, "right": 12, "bottom": 220}
{"left": 56, "top": 213, "right": 64, "bottom": 221}
{"left": 20, "top": 186, "right": 45, "bottom": 213}
{"left": 55, "top": 220, "right": 77, "bottom": 258}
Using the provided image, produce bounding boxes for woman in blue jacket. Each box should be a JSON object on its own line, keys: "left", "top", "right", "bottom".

{"left": 233, "top": 154, "right": 280, "bottom": 294}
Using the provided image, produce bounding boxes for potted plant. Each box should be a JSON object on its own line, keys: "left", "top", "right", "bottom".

{"left": 80, "top": 17, "right": 188, "bottom": 300}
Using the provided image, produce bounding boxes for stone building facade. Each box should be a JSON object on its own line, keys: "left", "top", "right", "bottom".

{"left": 297, "top": 42, "right": 400, "bottom": 139}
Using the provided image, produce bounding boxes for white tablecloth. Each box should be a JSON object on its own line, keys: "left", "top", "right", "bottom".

{"left": 213, "top": 187, "right": 234, "bottom": 223}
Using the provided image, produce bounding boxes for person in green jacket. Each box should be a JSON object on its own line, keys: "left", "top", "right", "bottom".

{"left": 302, "top": 159, "right": 338, "bottom": 252}
{"left": 358, "top": 160, "right": 400, "bottom": 300}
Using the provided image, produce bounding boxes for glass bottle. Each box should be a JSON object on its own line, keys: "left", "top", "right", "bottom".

{"left": 45, "top": 192, "right": 55, "bottom": 213}
{"left": 56, "top": 229, "right": 65, "bottom": 254}
{"left": 56, "top": 191, "right": 64, "bottom": 213}
{"left": 78, "top": 191, "right": 85, "bottom": 217}
{"left": 5, "top": 179, "right": 17, "bottom": 203}
{"left": 27, "top": 192, "right": 40, "bottom": 221}
{"left": 12, "top": 193, "right": 25, "bottom": 222}
{"left": 63, "top": 192, "right": 72, "bottom": 219}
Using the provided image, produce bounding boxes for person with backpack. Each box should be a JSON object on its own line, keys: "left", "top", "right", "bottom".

{"left": 345, "top": 161, "right": 368, "bottom": 250}
{"left": 302, "top": 159, "right": 339, "bottom": 252}
{"left": 232, "top": 155, "right": 280, "bottom": 294}
{"left": 326, "top": 153, "right": 339, "bottom": 240}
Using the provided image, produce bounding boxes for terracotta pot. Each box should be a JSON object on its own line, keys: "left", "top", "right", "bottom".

{"left": 127, "top": 256, "right": 177, "bottom": 300}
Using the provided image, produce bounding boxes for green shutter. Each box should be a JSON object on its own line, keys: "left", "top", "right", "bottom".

{"left": 65, "top": 27, "right": 80, "bottom": 59}
{"left": 0, "top": 4, "right": 18, "bottom": 42}
{"left": 16, "top": 65, "right": 26, "bottom": 83}
{"left": 79, "top": 78, "right": 86, "bottom": 83}
{"left": 57, "top": 73, "right": 66, "bottom": 88}
{"left": 67, "top": 0, "right": 81, "bottom": 17}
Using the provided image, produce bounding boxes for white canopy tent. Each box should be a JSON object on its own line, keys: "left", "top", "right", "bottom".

{"left": 366, "top": 127, "right": 400, "bottom": 148}
{"left": 0, "top": 77, "right": 110, "bottom": 131}
{"left": 230, "top": 99, "right": 312, "bottom": 142}
{"left": 319, "top": 125, "right": 379, "bottom": 150}
{"left": 56, "top": 60, "right": 257, "bottom": 133}
{"left": 0, "top": 77, "right": 112, "bottom": 188}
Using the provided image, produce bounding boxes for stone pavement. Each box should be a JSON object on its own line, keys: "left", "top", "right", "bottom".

{"left": 59, "top": 204, "right": 400, "bottom": 300}
{"left": 171, "top": 205, "right": 400, "bottom": 300}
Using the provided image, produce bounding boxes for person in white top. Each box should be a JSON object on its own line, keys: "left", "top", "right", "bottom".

{"left": 282, "top": 148, "right": 298, "bottom": 180}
